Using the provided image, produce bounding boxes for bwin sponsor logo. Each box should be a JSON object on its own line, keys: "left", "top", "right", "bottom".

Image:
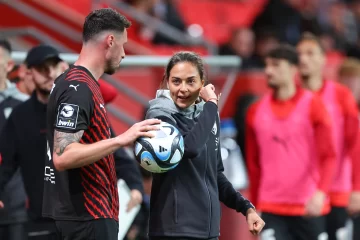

{"left": 58, "top": 119, "right": 74, "bottom": 127}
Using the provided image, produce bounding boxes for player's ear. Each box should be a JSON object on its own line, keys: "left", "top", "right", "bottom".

{"left": 201, "top": 79, "right": 205, "bottom": 87}
{"left": 106, "top": 34, "right": 115, "bottom": 48}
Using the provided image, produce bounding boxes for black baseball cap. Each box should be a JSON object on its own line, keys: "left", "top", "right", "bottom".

{"left": 25, "top": 44, "right": 62, "bottom": 68}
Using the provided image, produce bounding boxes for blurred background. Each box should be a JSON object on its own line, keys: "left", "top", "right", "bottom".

{"left": 1, "top": 0, "right": 360, "bottom": 239}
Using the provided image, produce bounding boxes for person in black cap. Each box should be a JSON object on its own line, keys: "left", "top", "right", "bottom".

{"left": 0, "top": 44, "right": 64, "bottom": 240}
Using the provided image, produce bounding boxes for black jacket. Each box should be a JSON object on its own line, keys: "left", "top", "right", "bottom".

{"left": 0, "top": 93, "right": 29, "bottom": 224}
{"left": 146, "top": 91, "right": 254, "bottom": 239}
{"left": 0, "top": 92, "right": 47, "bottom": 220}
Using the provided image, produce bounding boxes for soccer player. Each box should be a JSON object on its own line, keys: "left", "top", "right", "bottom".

{"left": 145, "top": 51, "right": 265, "bottom": 240}
{"left": 336, "top": 58, "right": 360, "bottom": 240}
{"left": 297, "top": 33, "right": 359, "bottom": 240}
{"left": 246, "top": 45, "right": 336, "bottom": 240}
{"left": 44, "top": 8, "right": 160, "bottom": 239}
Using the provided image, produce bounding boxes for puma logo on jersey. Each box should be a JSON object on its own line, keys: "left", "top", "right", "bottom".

{"left": 69, "top": 84, "right": 79, "bottom": 91}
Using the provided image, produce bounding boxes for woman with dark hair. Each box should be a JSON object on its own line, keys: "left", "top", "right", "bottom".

{"left": 145, "top": 51, "right": 265, "bottom": 240}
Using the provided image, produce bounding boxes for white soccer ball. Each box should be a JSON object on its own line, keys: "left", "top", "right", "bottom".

{"left": 134, "top": 122, "right": 184, "bottom": 173}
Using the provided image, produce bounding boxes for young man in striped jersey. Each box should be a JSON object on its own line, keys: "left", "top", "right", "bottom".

{"left": 44, "top": 8, "right": 160, "bottom": 240}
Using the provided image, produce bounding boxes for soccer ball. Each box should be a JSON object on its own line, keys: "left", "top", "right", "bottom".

{"left": 134, "top": 122, "right": 184, "bottom": 173}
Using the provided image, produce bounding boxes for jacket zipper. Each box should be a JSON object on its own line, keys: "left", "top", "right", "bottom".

{"left": 204, "top": 144, "right": 212, "bottom": 236}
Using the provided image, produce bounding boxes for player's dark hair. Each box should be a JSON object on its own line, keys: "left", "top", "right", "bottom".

{"left": 0, "top": 39, "right": 12, "bottom": 54}
{"left": 82, "top": 8, "right": 131, "bottom": 42}
{"left": 160, "top": 51, "right": 205, "bottom": 89}
{"left": 298, "top": 32, "right": 325, "bottom": 53}
{"left": 266, "top": 44, "right": 299, "bottom": 65}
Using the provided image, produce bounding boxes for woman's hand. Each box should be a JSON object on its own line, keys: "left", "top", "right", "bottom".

{"left": 200, "top": 84, "right": 218, "bottom": 104}
{"left": 246, "top": 208, "right": 265, "bottom": 235}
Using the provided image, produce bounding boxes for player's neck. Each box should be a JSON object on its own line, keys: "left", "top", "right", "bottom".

{"left": 74, "top": 46, "right": 105, "bottom": 81}
{"left": 302, "top": 73, "right": 323, "bottom": 91}
{"left": 274, "top": 83, "right": 297, "bottom": 101}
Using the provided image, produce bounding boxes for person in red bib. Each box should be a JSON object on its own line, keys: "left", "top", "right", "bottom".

{"left": 297, "top": 33, "right": 359, "bottom": 240}
{"left": 337, "top": 58, "right": 360, "bottom": 240}
{"left": 246, "top": 44, "right": 336, "bottom": 240}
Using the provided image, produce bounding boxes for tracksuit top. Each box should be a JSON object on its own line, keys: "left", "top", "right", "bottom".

{"left": 146, "top": 90, "right": 254, "bottom": 239}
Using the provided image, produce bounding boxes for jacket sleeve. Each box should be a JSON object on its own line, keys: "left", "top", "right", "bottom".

{"left": 0, "top": 115, "right": 20, "bottom": 199}
{"left": 110, "top": 128, "right": 144, "bottom": 195}
{"left": 245, "top": 103, "right": 261, "bottom": 206}
{"left": 217, "top": 137, "right": 255, "bottom": 216}
{"left": 147, "top": 102, "right": 219, "bottom": 159}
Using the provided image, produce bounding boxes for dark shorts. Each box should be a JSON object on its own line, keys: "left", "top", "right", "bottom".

{"left": 0, "top": 223, "right": 26, "bottom": 240}
{"left": 353, "top": 215, "right": 360, "bottom": 240}
{"left": 325, "top": 207, "right": 349, "bottom": 240}
{"left": 260, "top": 212, "right": 327, "bottom": 240}
{"left": 26, "top": 218, "right": 58, "bottom": 240}
{"left": 55, "top": 218, "right": 118, "bottom": 240}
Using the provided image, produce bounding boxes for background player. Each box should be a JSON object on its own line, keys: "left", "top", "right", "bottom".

{"left": 336, "top": 58, "right": 360, "bottom": 240}
{"left": 44, "top": 8, "right": 160, "bottom": 240}
{"left": 297, "top": 33, "right": 359, "bottom": 240}
{"left": 246, "top": 45, "right": 336, "bottom": 240}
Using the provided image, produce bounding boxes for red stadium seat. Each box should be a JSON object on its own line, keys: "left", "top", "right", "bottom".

{"left": 175, "top": 0, "right": 268, "bottom": 44}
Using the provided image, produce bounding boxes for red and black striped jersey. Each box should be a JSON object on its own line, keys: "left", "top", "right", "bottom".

{"left": 43, "top": 65, "right": 119, "bottom": 221}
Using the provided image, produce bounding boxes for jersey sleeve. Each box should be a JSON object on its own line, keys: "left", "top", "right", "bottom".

{"left": 54, "top": 81, "right": 94, "bottom": 133}
{"left": 309, "top": 95, "right": 336, "bottom": 193}
{"left": 336, "top": 84, "right": 359, "bottom": 156}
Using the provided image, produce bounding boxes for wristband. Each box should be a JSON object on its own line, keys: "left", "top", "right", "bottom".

{"left": 207, "top": 97, "right": 218, "bottom": 103}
